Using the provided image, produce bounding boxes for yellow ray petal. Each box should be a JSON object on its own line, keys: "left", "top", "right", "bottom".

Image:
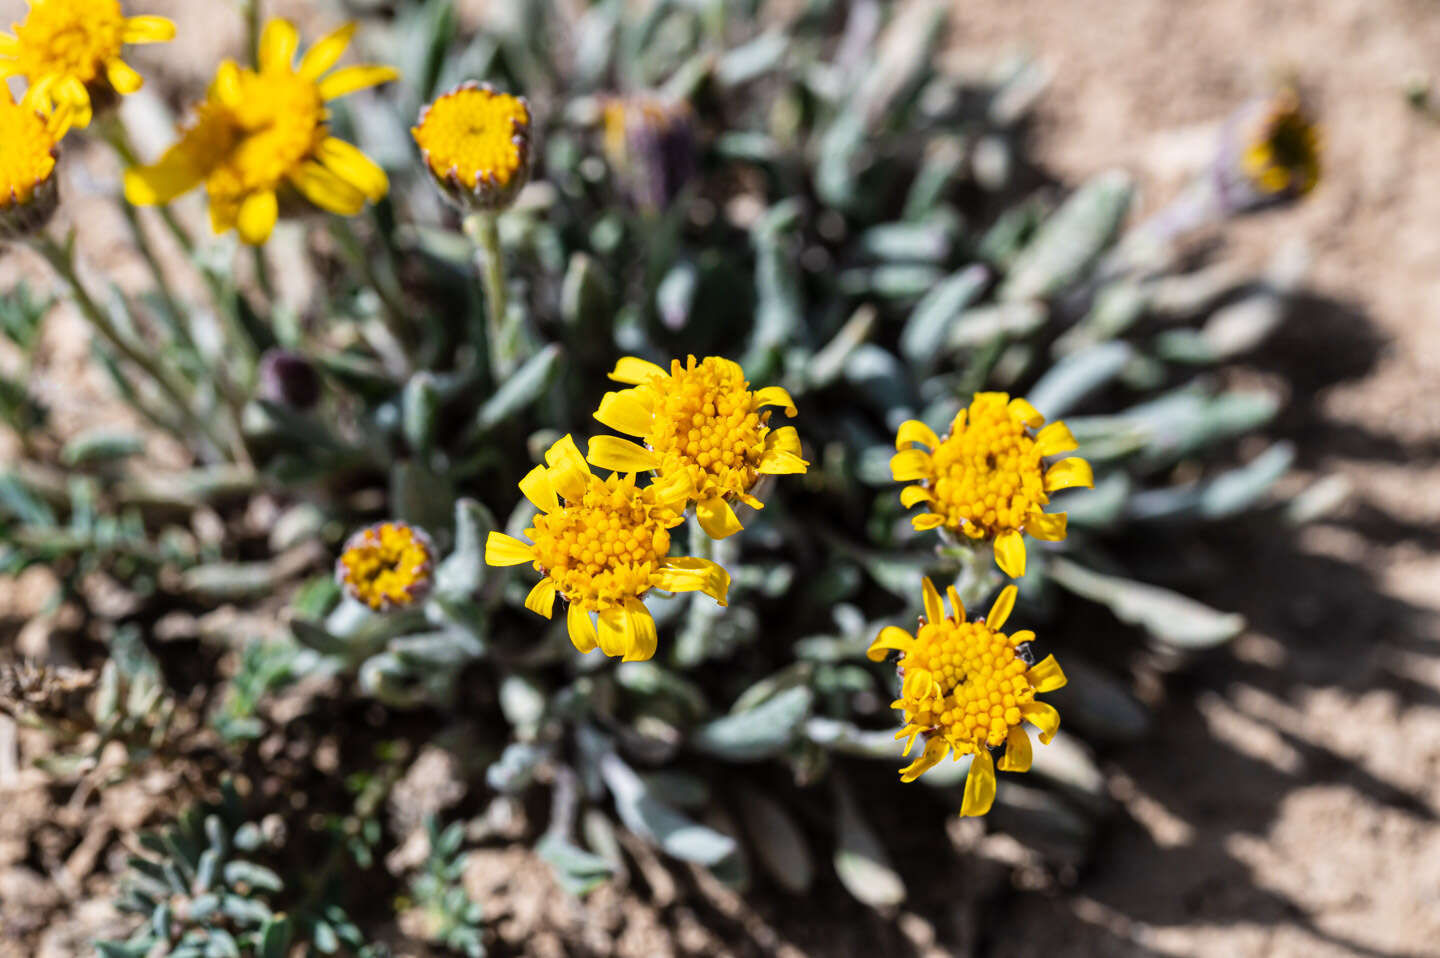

{"left": 987, "top": 584, "right": 1018, "bottom": 631}
{"left": 1022, "top": 701, "right": 1061, "bottom": 744}
{"left": 518, "top": 464, "right": 558, "bottom": 514}
{"left": 866, "top": 625, "right": 914, "bottom": 662}
{"left": 525, "top": 578, "right": 557, "bottom": 618}
{"left": 106, "top": 58, "right": 143, "bottom": 95}
{"left": 912, "top": 513, "right": 946, "bottom": 531}
{"left": 299, "top": 22, "right": 356, "bottom": 80}
{"left": 124, "top": 149, "right": 204, "bottom": 206}
{"left": 587, "top": 435, "right": 659, "bottom": 473}
{"left": 998, "top": 726, "right": 1032, "bottom": 773}
{"left": 288, "top": 161, "right": 366, "bottom": 215}
{"left": 56, "top": 75, "right": 91, "bottom": 129}
{"left": 895, "top": 419, "right": 940, "bottom": 451}
{"left": 1007, "top": 397, "right": 1044, "bottom": 428}
{"left": 946, "top": 586, "right": 965, "bottom": 622}
{"left": 901, "top": 668, "right": 934, "bottom": 703}
{"left": 890, "top": 449, "right": 932, "bottom": 482}
{"left": 758, "top": 448, "right": 808, "bottom": 475}
{"left": 259, "top": 18, "right": 300, "bottom": 73}
{"left": 316, "top": 137, "right": 388, "bottom": 202}
{"left": 596, "top": 605, "right": 632, "bottom": 658}
{"left": 1025, "top": 655, "right": 1067, "bottom": 693}
{"left": 1035, "top": 421, "right": 1078, "bottom": 457}
{"left": 753, "top": 386, "right": 797, "bottom": 417}
{"left": 960, "top": 747, "right": 996, "bottom": 816}
{"left": 1044, "top": 457, "right": 1093, "bottom": 492}
{"left": 122, "top": 15, "right": 177, "bottom": 44}
{"left": 484, "top": 531, "right": 533, "bottom": 567}
{"left": 1026, "top": 511, "right": 1067, "bottom": 542}
{"left": 609, "top": 356, "right": 667, "bottom": 385}
{"left": 211, "top": 60, "right": 243, "bottom": 109}
{"left": 900, "top": 736, "right": 947, "bottom": 783}
{"left": 237, "top": 190, "right": 278, "bottom": 246}
{"left": 656, "top": 557, "right": 730, "bottom": 604}
{"left": 696, "top": 496, "right": 743, "bottom": 539}
{"left": 767, "top": 426, "right": 803, "bottom": 458}
{"left": 899, "top": 485, "right": 933, "bottom": 509}
{"left": 566, "top": 602, "right": 598, "bottom": 653}
{"left": 921, "top": 577, "right": 943, "bottom": 625}
{"left": 623, "top": 599, "right": 658, "bottom": 662}
{"left": 318, "top": 64, "right": 400, "bottom": 101}
{"left": 594, "top": 389, "right": 654, "bottom": 437}
{"left": 543, "top": 435, "right": 591, "bottom": 501}
{"left": 993, "top": 530, "right": 1027, "bottom": 578}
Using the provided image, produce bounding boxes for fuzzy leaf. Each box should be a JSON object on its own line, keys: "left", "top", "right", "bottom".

{"left": 690, "top": 686, "right": 813, "bottom": 761}
{"left": 600, "top": 753, "right": 736, "bottom": 866}
{"left": 1049, "top": 557, "right": 1244, "bottom": 649}
{"left": 832, "top": 780, "right": 905, "bottom": 908}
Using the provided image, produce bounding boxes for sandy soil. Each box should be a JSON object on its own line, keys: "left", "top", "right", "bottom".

{"left": 958, "top": 2, "right": 1440, "bottom": 956}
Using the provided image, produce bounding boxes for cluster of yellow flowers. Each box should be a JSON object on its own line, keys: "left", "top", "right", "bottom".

{"left": 869, "top": 393, "right": 1091, "bottom": 814}
{"left": 486, "top": 355, "right": 807, "bottom": 661}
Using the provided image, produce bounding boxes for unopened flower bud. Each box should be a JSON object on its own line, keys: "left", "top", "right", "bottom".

{"left": 412, "top": 82, "right": 534, "bottom": 212}
{"left": 336, "top": 521, "right": 437, "bottom": 612}
{"left": 258, "top": 349, "right": 322, "bottom": 411}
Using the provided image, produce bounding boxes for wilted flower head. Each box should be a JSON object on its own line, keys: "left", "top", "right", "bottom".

{"left": 337, "top": 521, "right": 436, "bottom": 612}
{"left": 587, "top": 355, "right": 808, "bottom": 540}
{"left": 412, "top": 82, "right": 533, "bottom": 212}
{"left": 869, "top": 578, "right": 1066, "bottom": 816}
{"left": 0, "top": 84, "right": 68, "bottom": 239}
{"left": 124, "top": 19, "right": 397, "bottom": 245}
{"left": 0, "top": 0, "right": 174, "bottom": 128}
{"left": 892, "top": 392, "right": 1092, "bottom": 578}
{"left": 1217, "top": 85, "right": 1321, "bottom": 212}
{"left": 485, "top": 435, "right": 730, "bottom": 662}
{"left": 602, "top": 93, "right": 697, "bottom": 213}
{"left": 258, "top": 348, "right": 321, "bottom": 411}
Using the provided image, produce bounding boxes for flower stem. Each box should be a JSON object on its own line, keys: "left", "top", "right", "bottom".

{"left": 463, "top": 211, "right": 518, "bottom": 382}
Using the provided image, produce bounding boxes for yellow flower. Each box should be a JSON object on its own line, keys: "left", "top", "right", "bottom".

{"left": 868, "top": 578, "right": 1066, "bottom": 816}
{"left": 412, "top": 82, "right": 533, "bottom": 211}
{"left": 0, "top": 0, "right": 174, "bottom": 128}
{"left": 485, "top": 435, "right": 730, "bottom": 662}
{"left": 123, "top": 19, "right": 397, "bottom": 245}
{"left": 1241, "top": 87, "right": 1321, "bottom": 197}
{"left": 336, "top": 521, "right": 436, "bottom": 612}
{"left": 0, "top": 84, "right": 68, "bottom": 238}
{"left": 891, "top": 392, "right": 1092, "bottom": 579}
{"left": 586, "top": 356, "right": 808, "bottom": 540}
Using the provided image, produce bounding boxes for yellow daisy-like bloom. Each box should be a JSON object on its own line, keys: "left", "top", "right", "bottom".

{"left": 586, "top": 356, "right": 809, "bottom": 540}
{"left": 0, "top": 84, "right": 68, "bottom": 238}
{"left": 891, "top": 392, "right": 1092, "bottom": 579}
{"left": 412, "top": 82, "right": 533, "bottom": 212}
{"left": 1241, "top": 87, "right": 1321, "bottom": 197}
{"left": 485, "top": 435, "right": 730, "bottom": 662}
{"left": 0, "top": 0, "right": 174, "bottom": 129}
{"left": 868, "top": 578, "right": 1066, "bottom": 817}
{"left": 123, "top": 18, "right": 397, "bottom": 245}
{"left": 336, "top": 521, "right": 437, "bottom": 612}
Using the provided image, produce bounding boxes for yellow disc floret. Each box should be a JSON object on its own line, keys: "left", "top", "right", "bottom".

{"left": 868, "top": 578, "right": 1067, "bottom": 816}
{"left": 0, "top": 0, "right": 175, "bottom": 128}
{"left": 0, "top": 85, "right": 66, "bottom": 237}
{"left": 587, "top": 355, "right": 809, "bottom": 540}
{"left": 124, "top": 18, "right": 397, "bottom": 245}
{"left": 336, "top": 521, "right": 436, "bottom": 612}
{"left": 1242, "top": 87, "right": 1321, "bottom": 197}
{"left": 412, "top": 83, "right": 533, "bottom": 211}
{"left": 485, "top": 435, "right": 730, "bottom": 662}
{"left": 892, "top": 392, "right": 1093, "bottom": 579}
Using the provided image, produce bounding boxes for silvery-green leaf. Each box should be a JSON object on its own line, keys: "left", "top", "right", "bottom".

{"left": 859, "top": 217, "right": 958, "bottom": 264}
{"left": 1054, "top": 281, "right": 1148, "bottom": 355}
{"left": 471, "top": 343, "right": 564, "bottom": 435}
{"left": 747, "top": 200, "right": 805, "bottom": 365}
{"left": 804, "top": 717, "right": 901, "bottom": 760}
{"left": 944, "top": 300, "right": 1046, "bottom": 352}
{"left": 716, "top": 29, "right": 789, "bottom": 86}
{"left": 839, "top": 265, "right": 945, "bottom": 300}
{"left": 435, "top": 498, "right": 495, "bottom": 598}
{"left": 903, "top": 135, "right": 967, "bottom": 219}
{"left": 487, "top": 742, "right": 549, "bottom": 794}
{"left": 855, "top": 0, "right": 945, "bottom": 126}
{"left": 900, "top": 265, "right": 988, "bottom": 367}
{"left": 1125, "top": 389, "right": 1279, "bottom": 466}
{"left": 1027, "top": 730, "right": 1109, "bottom": 816}
{"left": 402, "top": 373, "right": 440, "bottom": 459}
{"left": 561, "top": 253, "right": 612, "bottom": 331}
{"left": 222, "top": 861, "right": 284, "bottom": 894}
{"left": 536, "top": 832, "right": 616, "bottom": 897}
{"left": 843, "top": 345, "right": 916, "bottom": 422}
{"left": 690, "top": 686, "right": 813, "bottom": 761}
{"left": 1000, "top": 171, "right": 1133, "bottom": 302}
{"left": 639, "top": 771, "right": 710, "bottom": 810}
{"left": 1027, "top": 342, "right": 1134, "bottom": 420}
{"left": 259, "top": 915, "right": 293, "bottom": 958}
{"left": 832, "top": 779, "right": 905, "bottom": 908}
{"left": 599, "top": 753, "right": 736, "bottom": 866}
{"left": 390, "top": 461, "right": 453, "bottom": 534}
{"left": 1128, "top": 442, "right": 1294, "bottom": 522}
{"left": 499, "top": 673, "right": 547, "bottom": 732}
{"left": 728, "top": 663, "right": 814, "bottom": 714}
{"left": 714, "top": 131, "right": 780, "bottom": 163}
{"left": 988, "top": 56, "right": 1051, "bottom": 127}
{"left": 615, "top": 661, "right": 708, "bottom": 719}
{"left": 1049, "top": 656, "right": 1150, "bottom": 744}
{"left": 970, "top": 134, "right": 1012, "bottom": 191}
{"left": 60, "top": 430, "right": 144, "bottom": 467}
{"left": 1049, "top": 557, "right": 1244, "bottom": 648}
{"left": 390, "top": 630, "right": 484, "bottom": 669}
{"left": 1062, "top": 472, "right": 1132, "bottom": 530}
{"left": 737, "top": 787, "right": 813, "bottom": 894}
{"left": 1286, "top": 473, "right": 1352, "bottom": 526}
{"left": 656, "top": 260, "right": 698, "bottom": 331}
{"left": 988, "top": 782, "right": 1093, "bottom": 867}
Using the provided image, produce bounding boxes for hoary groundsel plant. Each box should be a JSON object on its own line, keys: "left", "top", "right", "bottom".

{"left": 0, "top": 0, "right": 1328, "bottom": 948}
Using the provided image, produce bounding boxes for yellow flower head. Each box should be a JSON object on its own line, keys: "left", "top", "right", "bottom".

{"left": 587, "top": 356, "right": 808, "bottom": 540}
{"left": 0, "top": 0, "right": 174, "bottom": 128}
{"left": 868, "top": 578, "right": 1066, "bottom": 817}
{"left": 1241, "top": 87, "right": 1321, "bottom": 197}
{"left": 485, "top": 435, "right": 730, "bottom": 662}
{"left": 123, "top": 19, "right": 397, "bottom": 245}
{"left": 336, "top": 521, "right": 436, "bottom": 612}
{"left": 0, "top": 85, "right": 68, "bottom": 238}
{"left": 891, "top": 392, "right": 1092, "bottom": 579}
{"left": 412, "top": 82, "right": 533, "bottom": 212}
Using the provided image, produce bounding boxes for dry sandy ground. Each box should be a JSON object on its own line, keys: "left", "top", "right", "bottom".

{"left": 3, "top": 1, "right": 1440, "bottom": 957}
{"left": 959, "top": 2, "right": 1440, "bottom": 957}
